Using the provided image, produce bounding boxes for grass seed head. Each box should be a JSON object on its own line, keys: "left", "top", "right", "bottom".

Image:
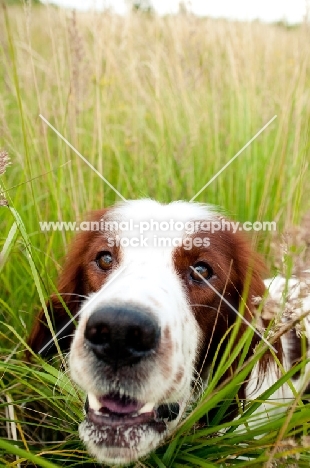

{"left": 0, "top": 150, "right": 11, "bottom": 176}
{"left": 0, "top": 150, "right": 10, "bottom": 206}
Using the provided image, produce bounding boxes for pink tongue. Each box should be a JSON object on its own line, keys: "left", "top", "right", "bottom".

{"left": 99, "top": 394, "right": 142, "bottom": 414}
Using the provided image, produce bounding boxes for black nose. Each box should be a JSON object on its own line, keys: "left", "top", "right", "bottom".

{"left": 84, "top": 305, "right": 160, "bottom": 369}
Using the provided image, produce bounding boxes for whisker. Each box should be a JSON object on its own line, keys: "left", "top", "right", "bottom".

{"left": 190, "top": 303, "right": 224, "bottom": 314}
{"left": 50, "top": 293, "right": 89, "bottom": 300}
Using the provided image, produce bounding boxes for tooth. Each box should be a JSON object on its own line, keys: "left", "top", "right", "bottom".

{"left": 88, "top": 393, "right": 101, "bottom": 411}
{"left": 138, "top": 402, "right": 155, "bottom": 414}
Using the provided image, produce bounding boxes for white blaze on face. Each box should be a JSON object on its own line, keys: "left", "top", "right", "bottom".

{"left": 68, "top": 199, "right": 217, "bottom": 464}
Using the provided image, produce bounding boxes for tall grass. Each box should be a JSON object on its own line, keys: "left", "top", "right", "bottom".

{"left": 0, "top": 3, "right": 310, "bottom": 466}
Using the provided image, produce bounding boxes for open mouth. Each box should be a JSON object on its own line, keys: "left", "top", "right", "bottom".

{"left": 84, "top": 392, "right": 180, "bottom": 434}
{"left": 79, "top": 393, "right": 181, "bottom": 462}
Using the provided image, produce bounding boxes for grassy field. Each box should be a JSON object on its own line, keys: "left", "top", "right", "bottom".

{"left": 0, "top": 3, "right": 310, "bottom": 466}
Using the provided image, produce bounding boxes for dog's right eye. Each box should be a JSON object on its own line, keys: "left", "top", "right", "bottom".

{"left": 190, "top": 262, "right": 213, "bottom": 283}
{"left": 96, "top": 251, "right": 113, "bottom": 271}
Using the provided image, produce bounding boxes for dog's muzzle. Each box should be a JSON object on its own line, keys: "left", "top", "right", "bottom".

{"left": 79, "top": 304, "right": 181, "bottom": 457}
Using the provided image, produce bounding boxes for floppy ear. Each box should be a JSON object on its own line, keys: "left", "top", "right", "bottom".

{"left": 222, "top": 229, "right": 267, "bottom": 358}
{"left": 234, "top": 231, "right": 266, "bottom": 317}
{"left": 228, "top": 229, "right": 283, "bottom": 368}
{"left": 27, "top": 209, "right": 108, "bottom": 359}
{"left": 27, "top": 260, "right": 84, "bottom": 359}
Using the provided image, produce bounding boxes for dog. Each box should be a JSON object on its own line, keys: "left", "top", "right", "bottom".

{"left": 27, "top": 199, "right": 310, "bottom": 465}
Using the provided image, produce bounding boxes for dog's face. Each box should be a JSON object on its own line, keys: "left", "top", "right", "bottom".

{"left": 28, "top": 200, "right": 265, "bottom": 465}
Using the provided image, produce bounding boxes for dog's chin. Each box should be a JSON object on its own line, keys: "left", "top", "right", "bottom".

{"left": 79, "top": 393, "right": 180, "bottom": 465}
{"left": 79, "top": 418, "right": 167, "bottom": 465}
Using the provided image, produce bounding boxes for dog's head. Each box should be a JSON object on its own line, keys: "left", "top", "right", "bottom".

{"left": 28, "top": 199, "right": 266, "bottom": 464}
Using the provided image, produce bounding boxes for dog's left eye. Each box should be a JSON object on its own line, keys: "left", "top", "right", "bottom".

{"left": 190, "top": 262, "right": 213, "bottom": 282}
{"left": 96, "top": 251, "right": 113, "bottom": 270}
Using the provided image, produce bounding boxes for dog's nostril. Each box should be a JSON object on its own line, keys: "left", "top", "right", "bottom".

{"left": 86, "top": 325, "right": 110, "bottom": 345}
{"left": 126, "top": 326, "right": 154, "bottom": 352}
{"left": 84, "top": 306, "right": 160, "bottom": 369}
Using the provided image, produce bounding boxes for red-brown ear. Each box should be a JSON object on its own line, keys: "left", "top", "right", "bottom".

{"left": 26, "top": 264, "right": 84, "bottom": 359}
{"left": 234, "top": 232, "right": 266, "bottom": 316}
{"left": 27, "top": 209, "right": 107, "bottom": 359}
{"left": 225, "top": 229, "right": 276, "bottom": 375}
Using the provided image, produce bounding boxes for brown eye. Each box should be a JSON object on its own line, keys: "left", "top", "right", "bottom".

{"left": 96, "top": 251, "right": 113, "bottom": 271}
{"left": 190, "top": 262, "right": 213, "bottom": 283}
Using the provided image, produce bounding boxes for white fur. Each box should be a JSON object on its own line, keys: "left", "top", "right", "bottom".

{"left": 244, "top": 276, "right": 310, "bottom": 425}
